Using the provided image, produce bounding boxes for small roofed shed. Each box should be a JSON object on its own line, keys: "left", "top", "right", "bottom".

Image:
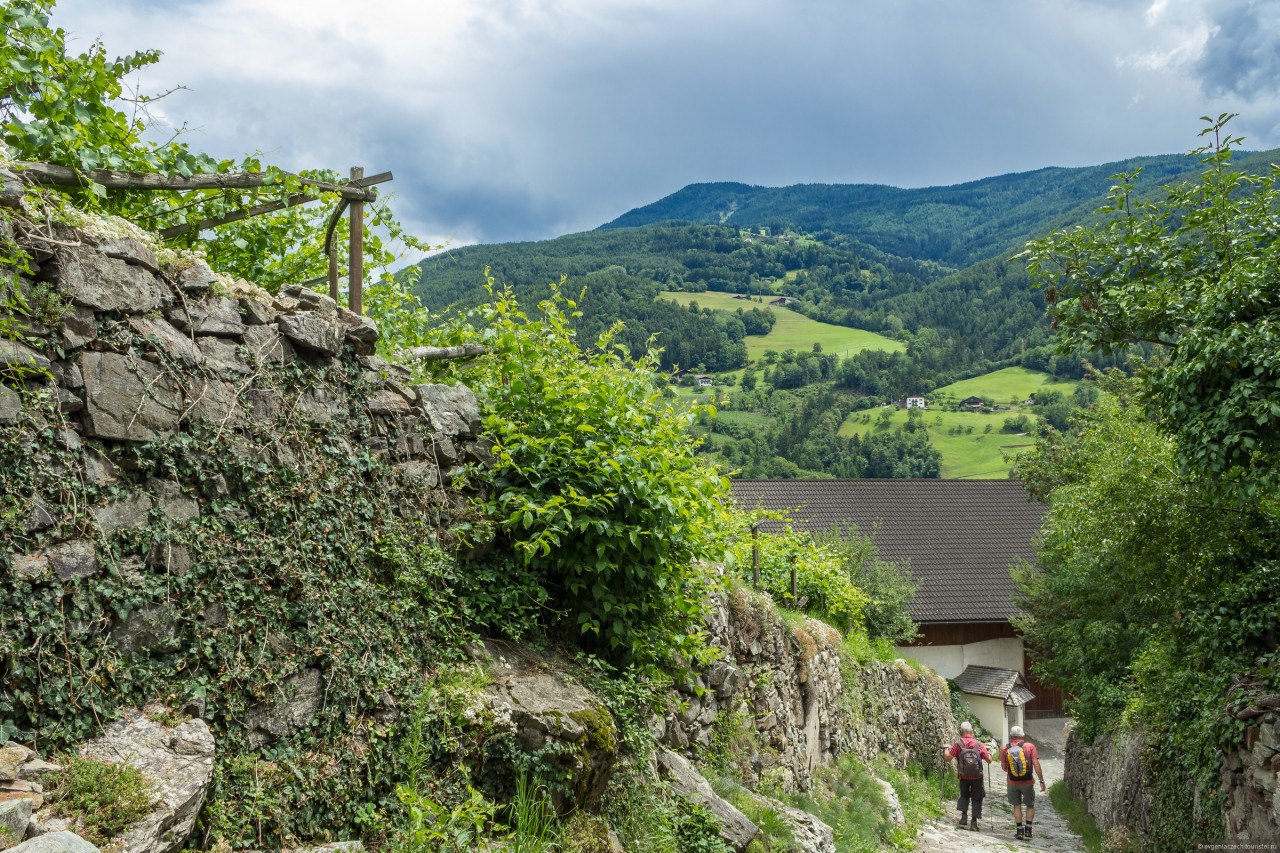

{"left": 952, "top": 665, "right": 1035, "bottom": 742}
{"left": 728, "top": 479, "right": 1062, "bottom": 715}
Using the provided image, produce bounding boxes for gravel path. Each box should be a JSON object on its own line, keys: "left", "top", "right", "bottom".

{"left": 915, "top": 718, "right": 1087, "bottom": 852}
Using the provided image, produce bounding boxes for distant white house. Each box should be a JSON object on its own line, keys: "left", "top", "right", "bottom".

{"left": 905, "top": 394, "right": 927, "bottom": 409}
{"left": 695, "top": 375, "right": 713, "bottom": 387}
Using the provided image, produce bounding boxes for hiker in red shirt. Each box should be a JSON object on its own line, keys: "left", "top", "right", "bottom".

{"left": 943, "top": 721, "right": 992, "bottom": 832}
{"left": 1000, "top": 724, "right": 1046, "bottom": 840}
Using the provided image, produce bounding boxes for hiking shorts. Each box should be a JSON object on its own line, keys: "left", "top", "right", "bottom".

{"left": 1007, "top": 784, "right": 1036, "bottom": 807}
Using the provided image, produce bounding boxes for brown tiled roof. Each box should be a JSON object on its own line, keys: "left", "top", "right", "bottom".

{"left": 728, "top": 479, "right": 1046, "bottom": 624}
{"left": 953, "top": 665, "right": 1036, "bottom": 706}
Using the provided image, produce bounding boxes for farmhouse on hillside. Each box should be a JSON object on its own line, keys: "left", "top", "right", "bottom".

{"left": 959, "top": 395, "right": 984, "bottom": 411}
{"left": 904, "top": 393, "right": 927, "bottom": 409}
{"left": 729, "top": 478, "right": 1058, "bottom": 737}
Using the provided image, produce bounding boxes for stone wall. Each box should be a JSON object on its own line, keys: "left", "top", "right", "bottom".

{"left": 1067, "top": 717, "right": 1280, "bottom": 847}
{"left": 1064, "top": 729, "right": 1153, "bottom": 844}
{"left": 0, "top": 215, "right": 488, "bottom": 755}
{"left": 659, "top": 584, "right": 953, "bottom": 793}
{"left": 1221, "top": 711, "right": 1280, "bottom": 844}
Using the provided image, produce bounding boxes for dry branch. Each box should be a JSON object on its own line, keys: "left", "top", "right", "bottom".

{"left": 397, "top": 344, "right": 491, "bottom": 363}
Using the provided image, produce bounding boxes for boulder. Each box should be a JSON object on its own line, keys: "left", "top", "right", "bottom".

{"left": 655, "top": 747, "right": 758, "bottom": 851}
{"left": 182, "top": 378, "right": 242, "bottom": 428}
{"left": 194, "top": 337, "right": 250, "bottom": 377}
{"left": 480, "top": 643, "right": 619, "bottom": 814}
{"left": 336, "top": 310, "right": 378, "bottom": 354}
{"left": 169, "top": 297, "right": 244, "bottom": 338}
{"left": 57, "top": 308, "right": 96, "bottom": 350}
{"left": 6, "top": 831, "right": 98, "bottom": 853}
{"left": 52, "top": 246, "right": 167, "bottom": 314}
{"left": 237, "top": 297, "right": 274, "bottom": 326}
{"left": 276, "top": 314, "right": 342, "bottom": 356}
{"left": 127, "top": 318, "right": 202, "bottom": 368}
{"left": 0, "top": 745, "right": 31, "bottom": 781}
{"left": 97, "top": 238, "right": 159, "bottom": 275}
{"left": 79, "top": 353, "right": 182, "bottom": 442}
{"left": 171, "top": 261, "right": 218, "bottom": 295}
{"left": 0, "top": 798, "right": 30, "bottom": 850}
{"left": 146, "top": 543, "right": 192, "bottom": 576}
{"left": 10, "top": 553, "right": 49, "bottom": 580}
{"left": 0, "top": 384, "right": 19, "bottom": 424}
{"left": 44, "top": 540, "right": 98, "bottom": 582}
{"left": 240, "top": 325, "right": 292, "bottom": 366}
{"left": 243, "top": 669, "right": 325, "bottom": 750}
{"left": 92, "top": 492, "right": 153, "bottom": 537}
{"left": 0, "top": 341, "right": 52, "bottom": 380}
{"left": 76, "top": 708, "right": 214, "bottom": 853}
{"left": 413, "top": 384, "right": 481, "bottom": 437}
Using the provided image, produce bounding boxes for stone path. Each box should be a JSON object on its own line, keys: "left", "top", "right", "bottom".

{"left": 915, "top": 718, "right": 1087, "bottom": 852}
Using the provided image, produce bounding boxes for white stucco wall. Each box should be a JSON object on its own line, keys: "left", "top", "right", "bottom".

{"left": 895, "top": 637, "right": 1024, "bottom": 680}
{"left": 960, "top": 694, "right": 1007, "bottom": 744}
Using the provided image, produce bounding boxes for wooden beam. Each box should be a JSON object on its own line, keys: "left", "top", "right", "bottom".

{"left": 16, "top": 161, "right": 380, "bottom": 202}
{"left": 155, "top": 172, "right": 393, "bottom": 239}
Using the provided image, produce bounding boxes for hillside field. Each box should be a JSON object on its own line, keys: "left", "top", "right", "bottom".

{"left": 839, "top": 408, "right": 1037, "bottom": 479}
{"left": 659, "top": 291, "right": 905, "bottom": 362}
{"left": 934, "top": 367, "right": 1078, "bottom": 405}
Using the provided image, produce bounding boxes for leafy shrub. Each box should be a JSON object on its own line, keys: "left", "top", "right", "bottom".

{"left": 744, "top": 525, "right": 869, "bottom": 636}
{"left": 438, "top": 282, "right": 734, "bottom": 670}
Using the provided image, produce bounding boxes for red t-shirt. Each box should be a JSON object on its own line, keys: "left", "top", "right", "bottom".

{"left": 947, "top": 735, "right": 990, "bottom": 779}
{"left": 1001, "top": 738, "right": 1039, "bottom": 786}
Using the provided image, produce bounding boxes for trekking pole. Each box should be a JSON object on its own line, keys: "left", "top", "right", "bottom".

{"left": 986, "top": 758, "right": 991, "bottom": 831}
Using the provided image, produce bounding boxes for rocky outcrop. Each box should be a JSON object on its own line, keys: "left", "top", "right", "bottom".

{"left": 656, "top": 748, "right": 758, "bottom": 851}
{"left": 75, "top": 708, "right": 215, "bottom": 853}
{"left": 0, "top": 709, "right": 213, "bottom": 853}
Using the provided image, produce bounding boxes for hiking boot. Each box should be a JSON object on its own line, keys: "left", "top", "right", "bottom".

{"left": 1015, "top": 825, "right": 1025, "bottom": 840}
{"left": 1024, "top": 824, "right": 1033, "bottom": 839}
{"left": 956, "top": 816, "right": 969, "bottom": 829}
{"left": 969, "top": 818, "right": 979, "bottom": 832}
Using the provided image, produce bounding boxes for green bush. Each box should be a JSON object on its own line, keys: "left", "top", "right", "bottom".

{"left": 437, "top": 282, "right": 734, "bottom": 670}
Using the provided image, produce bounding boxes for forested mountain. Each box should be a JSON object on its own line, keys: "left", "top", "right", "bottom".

{"left": 602, "top": 149, "right": 1280, "bottom": 267}
{"left": 410, "top": 147, "right": 1280, "bottom": 479}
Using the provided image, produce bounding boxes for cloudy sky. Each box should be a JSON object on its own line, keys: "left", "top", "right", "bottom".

{"left": 52, "top": 0, "right": 1280, "bottom": 252}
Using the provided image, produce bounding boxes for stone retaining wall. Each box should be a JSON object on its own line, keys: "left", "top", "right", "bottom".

{"left": 660, "top": 585, "right": 954, "bottom": 793}
{"left": 1221, "top": 711, "right": 1280, "bottom": 844}
{"left": 1067, "top": 718, "right": 1280, "bottom": 847}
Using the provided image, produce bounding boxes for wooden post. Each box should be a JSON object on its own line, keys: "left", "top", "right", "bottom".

{"left": 328, "top": 248, "right": 339, "bottom": 303}
{"left": 751, "top": 522, "right": 761, "bottom": 589}
{"left": 789, "top": 554, "right": 797, "bottom": 599}
{"left": 348, "top": 166, "right": 364, "bottom": 315}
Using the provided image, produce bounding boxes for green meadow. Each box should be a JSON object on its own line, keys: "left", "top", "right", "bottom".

{"left": 659, "top": 291, "right": 905, "bottom": 362}
{"left": 839, "top": 408, "right": 1038, "bottom": 479}
{"left": 935, "top": 367, "right": 1078, "bottom": 406}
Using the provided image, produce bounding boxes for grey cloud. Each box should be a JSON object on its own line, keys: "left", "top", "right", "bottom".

{"left": 1195, "top": 0, "right": 1280, "bottom": 98}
